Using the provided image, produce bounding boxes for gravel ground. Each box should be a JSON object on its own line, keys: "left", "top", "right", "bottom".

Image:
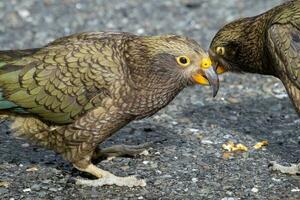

{"left": 0, "top": 0, "right": 300, "bottom": 199}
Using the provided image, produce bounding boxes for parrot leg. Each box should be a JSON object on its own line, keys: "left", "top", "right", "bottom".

{"left": 92, "top": 143, "right": 151, "bottom": 161}
{"left": 74, "top": 164, "right": 146, "bottom": 187}
{"left": 269, "top": 161, "right": 300, "bottom": 175}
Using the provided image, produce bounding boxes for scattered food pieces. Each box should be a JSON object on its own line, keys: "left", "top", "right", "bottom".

{"left": 0, "top": 181, "right": 10, "bottom": 188}
{"left": 222, "top": 141, "right": 235, "bottom": 152}
{"left": 222, "top": 141, "right": 248, "bottom": 152}
{"left": 236, "top": 144, "right": 248, "bottom": 151}
{"left": 222, "top": 152, "right": 233, "bottom": 159}
{"left": 222, "top": 140, "right": 269, "bottom": 154}
{"left": 253, "top": 140, "right": 269, "bottom": 149}
{"left": 26, "top": 166, "right": 39, "bottom": 172}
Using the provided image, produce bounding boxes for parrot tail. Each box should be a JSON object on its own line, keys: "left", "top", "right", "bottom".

{"left": 0, "top": 109, "right": 62, "bottom": 151}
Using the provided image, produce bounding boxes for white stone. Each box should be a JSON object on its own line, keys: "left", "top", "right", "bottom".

{"left": 192, "top": 178, "right": 198, "bottom": 183}
{"left": 251, "top": 187, "right": 259, "bottom": 193}
{"left": 23, "top": 188, "right": 31, "bottom": 192}
{"left": 18, "top": 9, "right": 30, "bottom": 18}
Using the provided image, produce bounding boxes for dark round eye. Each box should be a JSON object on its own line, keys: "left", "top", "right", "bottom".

{"left": 176, "top": 56, "right": 190, "bottom": 67}
{"left": 180, "top": 57, "right": 188, "bottom": 64}
{"left": 216, "top": 47, "right": 225, "bottom": 55}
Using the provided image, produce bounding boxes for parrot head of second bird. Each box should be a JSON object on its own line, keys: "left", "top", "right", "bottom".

{"left": 208, "top": 17, "right": 268, "bottom": 75}
{"left": 127, "top": 35, "right": 220, "bottom": 97}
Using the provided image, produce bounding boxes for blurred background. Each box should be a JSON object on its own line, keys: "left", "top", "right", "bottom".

{"left": 0, "top": 0, "right": 286, "bottom": 49}
{"left": 1, "top": 0, "right": 300, "bottom": 200}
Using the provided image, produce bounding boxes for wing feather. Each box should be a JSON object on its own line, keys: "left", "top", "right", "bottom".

{"left": 0, "top": 32, "right": 128, "bottom": 124}
{"left": 268, "top": 23, "right": 300, "bottom": 88}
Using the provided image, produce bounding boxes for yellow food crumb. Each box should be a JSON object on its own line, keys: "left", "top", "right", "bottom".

{"left": 235, "top": 143, "right": 248, "bottom": 151}
{"left": 253, "top": 140, "right": 269, "bottom": 149}
{"left": 222, "top": 141, "right": 235, "bottom": 152}
{"left": 222, "top": 152, "right": 234, "bottom": 159}
{"left": 222, "top": 141, "right": 248, "bottom": 152}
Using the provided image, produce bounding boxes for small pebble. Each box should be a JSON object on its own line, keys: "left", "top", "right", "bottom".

{"left": 0, "top": 188, "right": 8, "bottom": 195}
{"left": 42, "top": 180, "right": 51, "bottom": 184}
{"left": 201, "top": 139, "right": 214, "bottom": 144}
{"left": 188, "top": 128, "right": 200, "bottom": 132}
{"left": 251, "top": 187, "right": 259, "bottom": 193}
{"left": 49, "top": 187, "right": 58, "bottom": 192}
{"left": 291, "top": 188, "right": 300, "bottom": 192}
{"left": 221, "top": 198, "right": 236, "bottom": 200}
{"left": 21, "top": 143, "right": 30, "bottom": 148}
{"left": 23, "top": 188, "right": 31, "bottom": 192}
{"left": 192, "top": 178, "right": 198, "bottom": 183}
{"left": 272, "top": 178, "right": 281, "bottom": 182}
{"left": 31, "top": 184, "right": 41, "bottom": 191}
{"left": 26, "top": 167, "right": 38, "bottom": 172}
{"left": 136, "top": 28, "right": 145, "bottom": 34}
{"left": 142, "top": 161, "right": 149, "bottom": 165}
{"left": 18, "top": 9, "right": 30, "bottom": 18}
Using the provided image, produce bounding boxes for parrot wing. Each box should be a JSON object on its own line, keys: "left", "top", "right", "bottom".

{"left": 267, "top": 18, "right": 300, "bottom": 89}
{"left": 0, "top": 33, "right": 126, "bottom": 124}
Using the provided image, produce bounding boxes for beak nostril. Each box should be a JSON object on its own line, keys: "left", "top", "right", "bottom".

{"left": 201, "top": 57, "right": 212, "bottom": 69}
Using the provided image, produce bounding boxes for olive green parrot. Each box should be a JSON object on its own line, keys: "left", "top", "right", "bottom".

{"left": 0, "top": 32, "right": 219, "bottom": 187}
{"left": 209, "top": 0, "right": 300, "bottom": 175}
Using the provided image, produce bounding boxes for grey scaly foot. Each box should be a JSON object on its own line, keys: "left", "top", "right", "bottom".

{"left": 75, "top": 164, "right": 146, "bottom": 187}
{"left": 269, "top": 161, "right": 300, "bottom": 175}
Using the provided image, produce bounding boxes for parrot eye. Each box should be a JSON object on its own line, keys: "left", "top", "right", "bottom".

{"left": 176, "top": 56, "right": 191, "bottom": 67}
{"left": 216, "top": 47, "right": 225, "bottom": 56}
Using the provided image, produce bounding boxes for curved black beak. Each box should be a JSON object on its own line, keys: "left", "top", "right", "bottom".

{"left": 204, "top": 66, "right": 219, "bottom": 97}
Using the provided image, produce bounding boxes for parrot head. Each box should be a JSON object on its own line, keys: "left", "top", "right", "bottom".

{"left": 209, "top": 17, "right": 268, "bottom": 75}
{"left": 127, "top": 35, "right": 220, "bottom": 97}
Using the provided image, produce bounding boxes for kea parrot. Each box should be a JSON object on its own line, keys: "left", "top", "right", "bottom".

{"left": 209, "top": 0, "right": 300, "bottom": 175}
{"left": 0, "top": 31, "right": 219, "bottom": 187}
